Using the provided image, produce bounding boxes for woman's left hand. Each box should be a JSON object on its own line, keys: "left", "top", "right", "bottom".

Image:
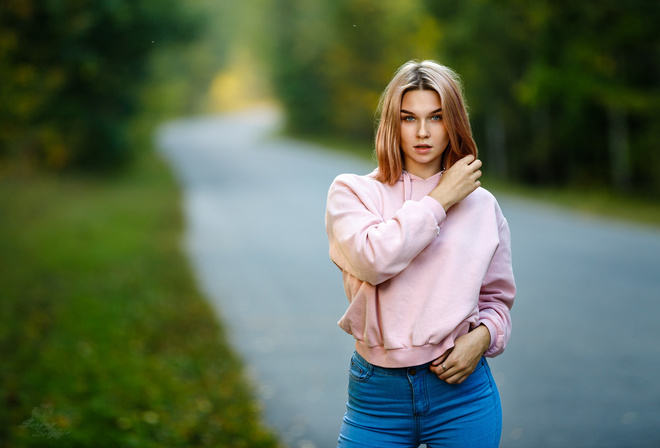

{"left": 430, "top": 325, "right": 491, "bottom": 384}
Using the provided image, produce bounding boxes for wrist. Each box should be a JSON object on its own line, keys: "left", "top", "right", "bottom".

{"left": 471, "top": 324, "right": 491, "bottom": 354}
{"left": 428, "top": 192, "right": 453, "bottom": 212}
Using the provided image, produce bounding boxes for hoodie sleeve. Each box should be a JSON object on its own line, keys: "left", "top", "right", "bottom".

{"left": 325, "top": 175, "right": 446, "bottom": 286}
{"left": 477, "top": 216, "right": 516, "bottom": 357}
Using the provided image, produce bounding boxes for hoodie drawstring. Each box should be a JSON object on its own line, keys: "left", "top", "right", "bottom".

{"left": 403, "top": 170, "right": 413, "bottom": 201}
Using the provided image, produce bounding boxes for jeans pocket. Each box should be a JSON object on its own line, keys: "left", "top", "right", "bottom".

{"left": 348, "top": 353, "right": 372, "bottom": 382}
{"left": 472, "top": 357, "right": 486, "bottom": 374}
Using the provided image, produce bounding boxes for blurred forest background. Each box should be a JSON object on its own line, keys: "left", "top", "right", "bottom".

{"left": 2, "top": 0, "right": 660, "bottom": 196}
{"left": 1, "top": 1, "right": 659, "bottom": 445}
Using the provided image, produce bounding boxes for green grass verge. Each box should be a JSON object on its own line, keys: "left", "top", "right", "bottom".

{"left": 0, "top": 152, "right": 280, "bottom": 447}
{"left": 481, "top": 176, "right": 660, "bottom": 228}
{"left": 302, "top": 136, "right": 660, "bottom": 228}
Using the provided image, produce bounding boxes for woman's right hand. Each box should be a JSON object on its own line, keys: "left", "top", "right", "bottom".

{"left": 428, "top": 155, "right": 482, "bottom": 212}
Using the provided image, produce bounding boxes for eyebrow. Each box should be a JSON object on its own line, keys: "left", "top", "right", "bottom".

{"left": 400, "top": 108, "right": 443, "bottom": 115}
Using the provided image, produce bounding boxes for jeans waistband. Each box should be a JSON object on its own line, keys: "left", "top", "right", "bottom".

{"left": 353, "top": 351, "right": 433, "bottom": 376}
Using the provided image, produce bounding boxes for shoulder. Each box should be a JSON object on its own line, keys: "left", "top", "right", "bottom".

{"left": 470, "top": 186, "right": 497, "bottom": 204}
{"left": 464, "top": 187, "right": 507, "bottom": 220}
{"left": 329, "top": 169, "right": 384, "bottom": 193}
{"left": 327, "top": 170, "right": 392, "bottom": 214}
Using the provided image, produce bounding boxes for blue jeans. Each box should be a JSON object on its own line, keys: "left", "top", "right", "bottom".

{"left": 337, "top": 351, "right": 502, "bottom": 447}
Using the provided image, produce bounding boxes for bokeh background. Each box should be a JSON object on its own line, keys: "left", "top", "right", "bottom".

{"left": 3, "top": 0, "right": 660, "bottom": 194}
{"left": 2, "top": 1, "right": 660, "bottom": 447}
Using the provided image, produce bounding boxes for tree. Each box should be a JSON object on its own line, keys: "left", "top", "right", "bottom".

{"left": 258, "top": 0, "right": 442, "bottom": 142}
{"left": 424, "top": 0, "right": 660, "bottom": 194}
{"left": 0, "top": 0, "right": 201, "bottom": 170}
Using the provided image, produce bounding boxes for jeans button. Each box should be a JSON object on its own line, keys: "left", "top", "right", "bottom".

{"left": 409, "top": 368, "right": 417, "bottom": 376}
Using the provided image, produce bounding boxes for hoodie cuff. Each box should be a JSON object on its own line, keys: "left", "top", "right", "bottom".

{"left": 477, "top": 319, "right": 498, "bottom": 354}
{"left": 420, "top": 196, "right": 447, "bottom": 225}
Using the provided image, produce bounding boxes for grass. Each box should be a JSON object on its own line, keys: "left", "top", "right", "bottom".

{"left": 302, "top": 135, "right": 660, "bottom": 228}
{"left": 0, "top": 152, "right": 281, "bottom": 447}
{"left": 481, "top": 176, "right": 660, "bottom": 229}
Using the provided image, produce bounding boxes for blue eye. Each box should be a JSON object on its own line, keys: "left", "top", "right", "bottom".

{"left": 431, "top": 115, "right": 443, "bottom": 121}
{"left": 402, "top": 116, "right": 415, "bottom": 122}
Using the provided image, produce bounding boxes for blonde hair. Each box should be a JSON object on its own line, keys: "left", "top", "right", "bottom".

{"left": 374, "top": 60, "right": 478, "bottom": 185}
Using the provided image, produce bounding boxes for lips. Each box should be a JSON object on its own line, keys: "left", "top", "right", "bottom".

{"left": 414, "top": 144, "right": 432, "bottom": 154}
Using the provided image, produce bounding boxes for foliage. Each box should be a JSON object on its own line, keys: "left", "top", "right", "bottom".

{"left": 0, "top": 0, "right": 202, "bottom": 170}
{"left": 424, "top": 0, "right": 660, "bottom": 194}
{"left": 255, "top": 0, "right": 442, "bottom": 140}
{"left": 230, "top": 0, "right": 660, "bottom": 196}
{"left": 0, "top": 152, "right": 280, "bottom": 447}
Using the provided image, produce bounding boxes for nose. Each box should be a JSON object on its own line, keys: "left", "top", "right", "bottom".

{"left": 417, "top": 120, "right": 430, "bottom": 138}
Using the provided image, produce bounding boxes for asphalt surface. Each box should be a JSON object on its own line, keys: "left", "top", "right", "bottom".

{"left": 157, "top": 108, "right": 660, "bottom": 448}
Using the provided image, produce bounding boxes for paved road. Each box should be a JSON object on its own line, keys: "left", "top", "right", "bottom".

{"left": 157, "top": 109, "right": 660, "bottom": 448}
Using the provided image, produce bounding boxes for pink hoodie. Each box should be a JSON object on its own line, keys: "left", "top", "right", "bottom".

{"left": 325, "top": 169, "right": 515, "bottom": 368}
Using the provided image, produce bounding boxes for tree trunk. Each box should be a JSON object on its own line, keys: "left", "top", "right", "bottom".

{"left": 486, "top": 112, "right": 507, "bottom": 178}
{"left": 608, "top": 106, "right": 631, "bottom": 191}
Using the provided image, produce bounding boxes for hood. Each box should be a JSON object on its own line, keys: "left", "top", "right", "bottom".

{"left": 399, "top": 170, "right": 444, "bottom": 201}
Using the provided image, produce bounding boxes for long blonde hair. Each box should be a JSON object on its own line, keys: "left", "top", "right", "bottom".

{"left": 374, "top": 60, "right": 478, "bottom": 185}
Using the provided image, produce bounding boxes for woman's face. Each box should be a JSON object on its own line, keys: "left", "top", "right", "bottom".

{"left": 399, "top": 89, "right": 449, "bottom": 179}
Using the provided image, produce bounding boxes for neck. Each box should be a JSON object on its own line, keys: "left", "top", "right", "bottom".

{"left": 404, "top": 161, "right": 443, "bottom": 179}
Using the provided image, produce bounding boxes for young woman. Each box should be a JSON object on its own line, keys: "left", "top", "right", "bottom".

{"left": 325, "top": 60, "right": 516, "bottom": 447}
